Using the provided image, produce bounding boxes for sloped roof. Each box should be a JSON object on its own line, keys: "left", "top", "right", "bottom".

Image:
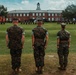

{"left": 8, "top": 10, "right": 62, "bottom": 14}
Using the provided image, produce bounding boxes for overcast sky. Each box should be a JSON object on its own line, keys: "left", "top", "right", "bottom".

{"left": 0, "top": 0, "right": 76, "bottom": 11}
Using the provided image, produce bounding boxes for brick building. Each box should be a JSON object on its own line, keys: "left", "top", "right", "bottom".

{"left": 7, "top": 3, "right": 63, "bottom": 22}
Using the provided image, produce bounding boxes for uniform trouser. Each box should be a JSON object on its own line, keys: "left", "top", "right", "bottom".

{"left": 10, "top": 49, "right": 22, "bottom": 70}
{"left": 34, "top": 46, "right": 45, "bottom": 67}
{"left": 57, "top": 47, "right": 69, "bottom": 68}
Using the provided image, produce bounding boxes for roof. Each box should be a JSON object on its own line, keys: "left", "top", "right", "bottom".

{"left": 8, "top": 10, "right": 62, "bottom": 14}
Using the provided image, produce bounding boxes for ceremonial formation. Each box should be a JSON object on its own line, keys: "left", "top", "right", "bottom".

{"left": 5, "top": 17, "right": 71, "bottom": 74}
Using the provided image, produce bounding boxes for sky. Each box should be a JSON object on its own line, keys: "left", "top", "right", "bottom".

{"left": 0, "top": 0, "right": 76, "bottom": 11}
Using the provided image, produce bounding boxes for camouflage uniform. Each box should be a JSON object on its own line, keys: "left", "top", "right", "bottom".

{"left": 57, "top": 30, "right": 71, "bottom": 68}
{"left": 7, "top": 25, "right": 24, "bottom": 70}
{"left": 32, "top": 26, "right": 48, "bottom": 67}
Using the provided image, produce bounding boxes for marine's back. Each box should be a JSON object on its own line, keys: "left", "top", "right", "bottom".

{"left": 7, "top": 25, "right": 23, "bottom": 49}
{"left": 33, "top": 26, "right": 47, "bottom": 39}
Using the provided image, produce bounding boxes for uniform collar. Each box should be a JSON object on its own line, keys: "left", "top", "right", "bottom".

{"left": 14, "top": 25, "right": 18, "bottom": 26}
{"left": 37, "top": 26, "right": 42, "bottom": 27}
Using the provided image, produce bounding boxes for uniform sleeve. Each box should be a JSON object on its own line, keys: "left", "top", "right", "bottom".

{"left": 6, "top": 28, "right": 8, "bottom": 34}
{"left": 69, "top": 32, "right": 71, "bottom": 38}
{"left": 57, "top": 32, "right": 60, "bottom": 38}
{"left": 32, "top": 29, "right": 34, "bottom": 35}
{"left": 69, "top": 34, "right": 71, "bottom": 38}
{"left": 22, "top": 29, "right": 25, "bottom": 35}
{"left": 22, "top": 31, "right": 25, "bottom": 35}
{"left": 66, "top": 30, "right": 71, "bottom": 38}
{"left": 46, "top": 30, "right": 48, "bottom": 35}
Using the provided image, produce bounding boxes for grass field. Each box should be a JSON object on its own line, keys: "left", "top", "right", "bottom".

{"left": 0, "top": 23, "right": 76, "bottom": 75}
{"left": 0, "top": 23, "right": 76, "bottom": 54}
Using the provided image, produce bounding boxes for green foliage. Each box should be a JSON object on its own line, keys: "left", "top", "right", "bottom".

{"left": 0, "top": 23, "right": 76, "bottom": 54}
{"left": 0, "top": 5, "right": 7, "bottom": 17}
{"left": 62, "top": 4, "right": 76, "bottom": 20}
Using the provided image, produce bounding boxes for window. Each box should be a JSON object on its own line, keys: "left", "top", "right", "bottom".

{"left": 73, "top": 18, "right": 75, "bottom": 21}
{"left": 39, "top": 13, "right": 41, "bottom": 16}
{"left": 55, "top": 13, "right": 57, "bottom": 16}
{"left": 52, "top": 18, "right": 54, "bottom": 21}
{"left": 33, "top": 17, "right": 35, "bottom": 19}
{"left": 23, "top": 14, "right": 26, "bottom": 16}
{"left": 52, "top": 13, "right": 54, "bottom": 16}
{"left": 43, "top": 13, "right": 45, "bottom": 16}
{"left": 20, "top": 14, "right": 22, "bottom": 16}
{"left": 9, "top": 18, "right": 12, "bottom": 21}
{"left": 32, "top": 13, "right": 35, "bottom": 16}
{"left": 27, "top": 13, "right": 29, "bottom": 16}
{"left": 48, "top": 18, "right": 50, "bottom": 21}
{"left": 48, "top": 13, "right": 50, "bottom": 16}
{"left": 36, "top": 13, "right": 38, "bottom": 16}
{"left": 55, "top": 18, "right": 59, "bottom": 21}
{"left": 6, "top": 18, "right": 8, "bottom": 21}
{"left": 16, "top": 14, "right": 19, "bottom": 16}
{"left": 43, "top": 17, "right": 45, "bottom": 19}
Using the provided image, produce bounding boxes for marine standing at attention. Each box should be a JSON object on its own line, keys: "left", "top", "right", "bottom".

{"left": 6, "top": 18, "right": 25, "bottom": 72}
{"left": 32, "top": 18, "right": 48, "bottom": 74}
{"left": 57, "top": 23, "right": 71, "bottom": 70}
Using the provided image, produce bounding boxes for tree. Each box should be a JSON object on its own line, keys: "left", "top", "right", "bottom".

{"left": 62, "top": 4, "right": 76, "bottom": 21}
{"left": 0, "top": 5, "right": 8, "bottom": 17}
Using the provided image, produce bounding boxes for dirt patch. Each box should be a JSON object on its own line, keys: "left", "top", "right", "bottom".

{"left": 0, "top": 54, "right": 76, "bottom": 75}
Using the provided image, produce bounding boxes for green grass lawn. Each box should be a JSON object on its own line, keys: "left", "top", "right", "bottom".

{"left": 0, "top": 23, "right": 76, "bottom": 54}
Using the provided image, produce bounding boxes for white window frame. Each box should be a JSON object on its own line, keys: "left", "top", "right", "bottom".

{"left": 55, "top": 13, "right": 57, "bottom": 16}
{"left": 16, "top": 14, "right": 19, "bottom": 16}
{"left": 9, "top": 18, "right": 12, "bottom": 21}
{"left": 23, "top": 13, "right": 26, "bottom": 16}
{"left": 36, "top": 13, "right": 38, "bottom": 16}
{"left": 20, "top": 14, "right": 22, "bottom": 16}
{"left": 52, "top": 13, "right": 54, "bottom": 16}
{"left": 52, "top": 18, "right": 54, "bottom": 21}
{"left": 48, "top": 18, "right": 50, "bottom": 21}
{"left": 43, "top": 17, "right": 45, "bottom": 19}
{"left": 27, "top": 13, "right": 29, "bottom": 16}
{"left": 39, "top": 13, "right": 41, "bottom": 16}
{"left": 55, "top": 18, "right": 59, "bottom": 21}
{"left": 6, "top": 18, "right": 8, "bottom": 21}
{"left": 33, "top": 17, "right": 35, "bottom": 19}
{"left": 43, "top": 13, "right": 45, "bottom": 16}
{"left": 32, "top": 13, "right": 35, "bottom": 16}
{"left": 48, "top": 13, "right": 50, "bottom": 16}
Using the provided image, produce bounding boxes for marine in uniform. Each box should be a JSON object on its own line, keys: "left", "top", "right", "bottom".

{"left": 32, "top": 18, "right": 48, "bottom": 74}
{"left": 6, "top": 18, "right": 25, "bottom": 72}
{"left": 57, "top": 23, "right": 71, "bottom": 70}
